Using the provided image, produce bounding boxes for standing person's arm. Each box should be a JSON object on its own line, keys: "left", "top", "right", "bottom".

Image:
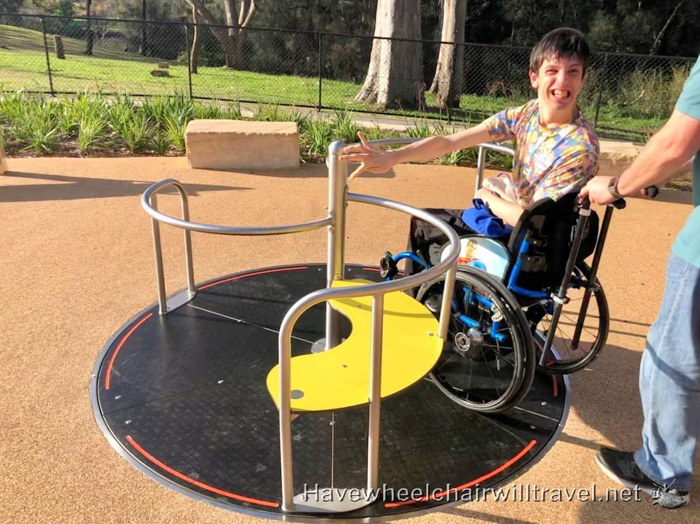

{"left": 581, "top": 109, "right": 700, "bottom": 204}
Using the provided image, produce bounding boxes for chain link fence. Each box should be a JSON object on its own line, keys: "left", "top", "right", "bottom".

{"left": 1, "top": 13, "right": 695, "bottom": 142}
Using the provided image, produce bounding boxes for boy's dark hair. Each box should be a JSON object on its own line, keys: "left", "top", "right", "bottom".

{"left": 530, "top": 28, "right": 591, "bottom": 76}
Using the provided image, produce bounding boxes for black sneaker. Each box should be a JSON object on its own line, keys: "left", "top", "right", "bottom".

{"left": 595, "top": 447, "right": 690, "bottom": 509}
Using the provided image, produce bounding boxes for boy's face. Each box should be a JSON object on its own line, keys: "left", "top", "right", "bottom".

{"left": 530, "top": 55, "right": 584, "bottom": 115}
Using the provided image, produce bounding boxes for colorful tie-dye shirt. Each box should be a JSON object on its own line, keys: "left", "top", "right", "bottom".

{"left": 482, "top": 100, "right": 600, "bottom": 206}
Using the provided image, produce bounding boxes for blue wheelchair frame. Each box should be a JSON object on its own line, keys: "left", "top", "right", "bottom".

{"left": 385, "top": 196, "right": 619, "bottom": 364}
{"left": 387, "top": 238, "right": 548, "bottom": 346}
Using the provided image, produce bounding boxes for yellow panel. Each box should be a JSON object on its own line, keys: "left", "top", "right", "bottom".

{"left": 266, "top": 279, "right": 443, "bottom": 412}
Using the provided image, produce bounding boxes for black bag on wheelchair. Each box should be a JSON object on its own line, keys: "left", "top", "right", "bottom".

{"left": 506, "top": 192, "right": 599, "bottom": 292}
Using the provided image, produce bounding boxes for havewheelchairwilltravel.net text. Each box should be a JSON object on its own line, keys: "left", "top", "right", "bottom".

{"left": 300, "top": 483, "right": 642, "bottom": 504}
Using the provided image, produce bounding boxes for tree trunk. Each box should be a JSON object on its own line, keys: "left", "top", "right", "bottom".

{"left": 235, "top": 0, "right": 254, "bottom": 69}
{"left": 355, "top": 0, "right": 425, "bottom": 110}
{"left": 185, "top": 0, "right": 255, "bottom": 69}
{"left": 650, "top": 0, "right": 686, "bottom": 56}
{"left": 190, "top": 5, "right": 200, "bottom": 74}
{"left": 85, "top": 0, "right": 93, "bottom": 56}
{"left": 140, "top": 0, "right": 148, "bottom": 56}
{"left": 428, "top": 0, "right": 466, "bottom": 109}
{"left": 53, "top": 35, "right": 65, "bottom": 59}
{"left": 210, "top": 25, "right": 238, "bottom": 67}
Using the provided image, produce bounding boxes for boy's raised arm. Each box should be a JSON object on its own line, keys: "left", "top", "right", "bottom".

{"left": 339, "top": 124, "right": 492, "bottom": 180}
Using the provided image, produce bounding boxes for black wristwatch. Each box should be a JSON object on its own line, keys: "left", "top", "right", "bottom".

{"left": 607, "top": 177, "right": 624, "bottom": 200}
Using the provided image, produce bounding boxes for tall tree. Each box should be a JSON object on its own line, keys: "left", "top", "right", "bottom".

{"left": 429, "top": 0, "right": 466, "bottom": 109}
{"left": 355, "top": 0, "right": 424, "bottom": 110}
{"left": 184, "top": 0, "right": 255, "bottom": 69}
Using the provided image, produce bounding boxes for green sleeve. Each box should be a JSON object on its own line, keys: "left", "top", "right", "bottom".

{"left": 676, "top": 56, "right": 700, "bottom": 120}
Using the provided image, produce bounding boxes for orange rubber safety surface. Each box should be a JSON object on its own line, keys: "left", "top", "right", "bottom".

{"left": 1, "top": 157, "right": 698, "bottom": 524}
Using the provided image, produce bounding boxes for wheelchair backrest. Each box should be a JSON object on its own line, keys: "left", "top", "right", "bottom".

{"left": 505, "top": 192, "right": 599, "bottom": 290}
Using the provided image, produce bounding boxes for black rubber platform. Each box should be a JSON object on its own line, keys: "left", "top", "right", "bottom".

{"left": 92, "top": 264, "right": 569, "bottom": 521}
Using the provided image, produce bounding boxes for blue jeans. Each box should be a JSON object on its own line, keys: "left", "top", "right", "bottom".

{"left": 634, "top": 252, "right": 700, "bottom": 491}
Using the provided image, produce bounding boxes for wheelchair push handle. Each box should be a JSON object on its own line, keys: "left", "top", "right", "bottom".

{"left": 577, "top": 185, "right": 659, "bottom": 211}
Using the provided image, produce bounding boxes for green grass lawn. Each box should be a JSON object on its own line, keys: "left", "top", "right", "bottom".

{"left": 0, "top": 24, "right": 670, "bottom": 142}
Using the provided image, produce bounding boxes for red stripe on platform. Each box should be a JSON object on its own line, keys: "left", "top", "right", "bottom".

{"left": 198, "top": 266, "right": 308, "bottom": 290}
{"left": 384, "top": 439, "right": 537, "bottom": 508}
{"left": 126, "top": 435, "right": 279, "bottom": 508}
{"left": 105, "top": 313, "right": 153, "bottom": 391}
{"left": 553, "top": 376, "right": 559, "bottom": 397}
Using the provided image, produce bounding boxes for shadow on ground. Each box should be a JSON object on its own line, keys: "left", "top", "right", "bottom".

{"left": 0, "top": 171, "right": 249, "bottom": 203}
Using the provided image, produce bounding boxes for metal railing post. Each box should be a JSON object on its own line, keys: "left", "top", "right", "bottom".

{"left": 438, "top": 265, "right": 456, "bottom": 340}
{"left": 326, "top": 141, "right": 347, "bottom": 350}
{"left": 317, "top": 33, "right": 323, "bottom": 111}
{"left": 40, "top": 17, "right": 54, "bottom": 96}
{"left": 149, "top": 194, "right": 168, "bottom": 314}
{"left": 185, "top": 22, "right": 193, "bottom": 99}
{"left": 475, "top": 145, "right": 486, "bottom": 191}
{"left": 179, "top": 192, "right": 196, "bottom": 294}
{"left": 367, "top": 293, "right": 384, "bottom": 492}
{"left": 593, "top": 53, "right": 609, "bottom": 131}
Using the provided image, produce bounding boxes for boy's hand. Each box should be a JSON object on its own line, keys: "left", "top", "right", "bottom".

{"left": 474, "top": 187, "right": 497, "bottom": 203}
{"left": 339, "top": 132, "right": 395, "bottom": 181}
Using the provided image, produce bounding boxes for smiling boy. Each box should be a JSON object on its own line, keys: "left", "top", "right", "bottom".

{"left": 340, "top": 28, "right": 599, "bottom": 270}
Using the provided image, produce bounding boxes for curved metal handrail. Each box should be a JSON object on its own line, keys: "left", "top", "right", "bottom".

{"left": 277, "top": 191, "right": 460, "bottom": 511}
{"left": 280, "top": 195, "right": 460, "bottom": 322}
{"left": 354, "top": 137, "right": 515, "bottom": 158}
{"left": 141, "top": 179, "right": 334, "bottom": 236}
{"left": 140, "top": 137, "right": 513, "bottom": 513}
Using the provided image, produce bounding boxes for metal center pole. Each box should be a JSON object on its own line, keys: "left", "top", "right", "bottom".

{"left": 326, "top": 141, "right": 347, "bottom": 350}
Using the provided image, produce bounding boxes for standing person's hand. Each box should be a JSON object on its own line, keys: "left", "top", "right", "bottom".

{"left": 339, "top": 132, "right": 395, "bottom": 180}
{"left": 580, "top": 176, "right": 616, "bottom": 205}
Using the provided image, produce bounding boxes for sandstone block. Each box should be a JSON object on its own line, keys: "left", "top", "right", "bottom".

{"left": 185, "top": 120, "right": 299, "bottom": 170}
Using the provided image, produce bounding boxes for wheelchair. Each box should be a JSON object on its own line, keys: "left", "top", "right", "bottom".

{"left": 381, "top": 190, "right": 629, "bottom": 414}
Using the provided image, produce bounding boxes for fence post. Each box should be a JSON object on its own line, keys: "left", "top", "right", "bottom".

{"left": 593, "top": 53, "right": 609, "bottom": 132}
{"left": 317, "top": 33, "right": 323, "bottom": 111}
{"left": 40, "top": 17, "right": 54, "bottom": 96}
{"left": 185, "top": 23, "right": 193, "bottom": 99}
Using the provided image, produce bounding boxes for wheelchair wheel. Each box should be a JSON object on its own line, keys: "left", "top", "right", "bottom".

{"left": 416, "top": 266, "right": 536, "bottom": 413}
{"left": 529, "top": 262, "right": 610, "bottom": 374}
